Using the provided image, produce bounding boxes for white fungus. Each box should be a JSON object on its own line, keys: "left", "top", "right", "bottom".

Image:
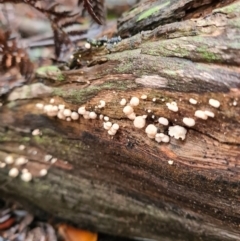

{"left": 5, "top": 155, "right": 14, "bottom": 164}
{"left": 158, "top": 117, "right": 169, "bottom": 126}
{"left": 21, "top": 172, "right": 32, "bottom": 182}
{"left": 85, "top": 42, "right": 91, "bottom": 49}
{"left": 89, "top": 111, "right": 97, "bottom": 119}
{"left": 112, "top": 123, "right": 119, "bottom": 131}
{"left": 183, "top": 117, "right": 195, "bottom": 127}
{"left": 43, "top": 104, "right": 53, "bottom": 113}
{"left": 50, "top": 98, "right": 55, "bottom": 104}
{"left": 194, "top": 110, "right": 208, "bottom": 120}
{"left": 130, "top": 97, "right": 140, "bottom": 106}
{"left": 166, "top": 102, "right": 178, "bottom": 112}
{"left": 209, "top": 98, "right": 220, "bottom": 108}
{"left": 120, "top": 98, "right": 127, "bottom": 106}
{"left": 66, "top": 117, "right": 71, "bottom": 122}
{"left": 58, "top": 104, "right": 65, "bottom": 110}
{"left": 0, "top": 162, "right": 6, "bottom": 168}
{"left": 19, "top": 145, "right": 25, "bottom": 150}
{"left": 78, "top": 106, "right": 86, "bottom": 115}
{"left": 189, "top": 98, "right": 198, "bottom": 105}
{"left": 123, "top": 106, "right": 134, "bottom": 115}
{"left": 98, "top": 100, "right": 106, "bottom": 108}
{"left": 127, "top": 112, "right": 136, "bottom": 120}
{"left": 71, "top": 112, "right": 79, "bottom": 120}
{"left": 63, "top": 109, "right": 72, "bottom": 117}
{"left": 168, "top": 160, "right": 174, "bottom": 165}
{"left": 133, "top": 116, "right": 146, "bottom": 129}
{"left": 15, "top": 157, "right": 28, "bottom": 165}
{"left": 99, "top": 114, "right": 103, "bottom": 120}
{"left": 46, "top": 105, "right": 58, "bottom": 117}
{"left": 51, "top": 158, "right": 57, "bottom": 164}
{"left": 168, "top": 125, "right": 187, "bottom": 140}
{"left": 141, "top": 94, "right": 147, "bottom": 100}
{"left": 103, "top": 122, "right": 112, "bottom": 130}
{"left": 32, "top": 129, "right": 41, "bottom": 136}
{"left": 36, "top": 103, "right": 44, "bottom": 109}
{"left": 104, "top": 116, "right": 109, "bottom": 121}
{"left": 152, "top": 98, "right": 156, "bottom": 102}
{"left": 9, "top": 168, "right": 19, "bottom": 178}
{"left": 108, "top": 123, "right": 119, "bottom": 136}
{"left": 57, "top": 110, "right": 65, "bottom": 120}
{"left": 145, "top": 124, "right": 157, "bottom": 139}
{"left": 155, "top": 133, "right": 170, "bottom": 143}
{"left": 233, "top": 100, "right": 237, "bottom": 106}
{"left": 44, "top": 154, "right": 52, "bottom": 162}
{"left": 39, "top": 169, "right": 48, "bottom": 176}
{"left": 204, "top": 110, "right": 215, "bottom": 118}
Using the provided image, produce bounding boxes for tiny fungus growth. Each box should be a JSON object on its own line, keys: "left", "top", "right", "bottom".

{"left": 71, "top": 112, "right": 79, "bottom": 120}
{"left": 98, "top": 100, "right": 106, "bottom": 108}
{"left": 63, "top": 109, "right": 72, "bottom": 117}
{"left": 0, "top": 162, "right": 6, "bottom": 168}
{"left": 104, "top": 116, "right": 109, "bottom": 121}
{"left": 78, "top": 106, "right": 86, "bottom": 115}
{"left": 9, "top": 168, "right": 19, "bottom": 178}
{"left": 152, "top": 98, "right": 156, "bottom": 102}
{"left": 145, "top": 124, "right": 157, "bottom": 139}
{"left": 120, "top": 98, "right": 127, "bottom": 106}
{"left": 194, "top": 110, "right": 208, "bottom": 120}
{"left": 32, "top": 129, "right": 41, "bottom": 136}
{"left": 155, "top": 133, "right": 170, "bottom": 143}
{"left": 21, "top": 172, "right": 32, "bottom": 182}
{"left": 50, "top": 98, "right": 55, "bottom": 104}
{"left": 158, "top": 117, "right": 169, "bottom": 126}
{"left": 166, "top": 102, "right": 178, "bottom": 112}
{"left": 189, "top": 98, "right": 197, "bottom": 105}
{"left": 39, "top": 169, "right": 48, "bottom": 176}
{"left": 168, "top": 125, "right": 187, "bottom": 140}
{"left": 5, "top": 155, "right": 14, "bottom": 164}
{"left": 133, "top": 116, "right": 146, "bottom": 129}
{"left": 127, "top": 112, "right": 136, "bottom": 120}
{"left": 130, "top": 97, "right": 140, "bottom": 106}
{"left": 123, "top": 106, "right": 134, "bottom": 115}
{"left": 183, "top": 117, "right": 195, "bottom": 127}
{"left": 209, "top": 98, "right": 220, "bottom": 108}
{"left": 44, "top": 154, "right": 52, "bottom": 162}
{"left": 58, "top": 104, "right": 65, "bottom": 110}
{"left": 168, "top": 160, "right": 174, "bottom": 165}
{"left": 19, "top": 145, "right": 25, "bottom": 150}
{"left": 36, "top": 103, "right": 44, "bottom": 109}
{"left": 204, "top": 110, "right": 215, "bottom": 118}
{"left": 103, "top": 122, "right": 112, "bottom": 130}
{"left": 141, "top": 94, "right": 147, "bottom": 100}
{"left": 89, "top": 111, "right": 97, "bottom": 119}
{"left": 15, "top": 157, "right": 28, "bottom": 165}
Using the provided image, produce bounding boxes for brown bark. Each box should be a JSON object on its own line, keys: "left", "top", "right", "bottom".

{"left": 0, "top": 0, "right": 240, "bottom": 240}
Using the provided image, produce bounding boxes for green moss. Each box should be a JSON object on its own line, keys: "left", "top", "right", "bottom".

{"left": 36, "top": 66, "right": 65, "bottom": 82}
{"left": 197, "top": 46, "right": 219, "bottom": 62}
{"left": 137, "top": 1, "right": 170, "bottom": 22}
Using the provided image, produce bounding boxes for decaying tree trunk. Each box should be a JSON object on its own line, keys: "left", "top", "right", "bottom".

{"left": 1, "top": 0, "right": 240, "bottom": 240}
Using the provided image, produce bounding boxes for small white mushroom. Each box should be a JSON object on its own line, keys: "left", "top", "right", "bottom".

{"left": 189, "top": 98, "right": 197, "bottom": 105}
{"left": 5, "top": 155, "right": 14, "bottom": 164}
{"left": 120, "top": 98, "right": 127, "bottom": 106}
{"left": 168, "top": 125, "right": 187, "bottom": 140}
{"left": 58, "top": 104, "right": 65, "bottom": 110}
{"left": 21, "top": 172, "right": 32, "bottom": 182}
{"left": 43, "top": 104, "right": 53, "bottom": 113}
{"left": 127, "top": 112, "right": 136, "bottom": 120}
{"left": 145, "top": 124, "right": 157, "bottom": 139}
{"left": 44, "top": 154, "right": 52, "bottom": 162}
{"left": 130, "top": 97, "right": 140, "bottom": 106}
{"left": 168, "top": 160, "right": 174, "bottom": 165}
{"left": 194, "top": 110, "right": 208, "bottom": 120}
{"left": 78, "top": 106, "right": 86, "bottom": 115}
{"left": 104, "top": 116, "right": 109, "bottom": 121}
{"left": 0, "top": 162, "right": 6, "bottom": 168}
{"left": 19, "top": 145, "right": 25, "bottom": 150}
{"left": 123, "top": 106, "right": 134, "bottom": 115}
{"left": 98, "top": 100, "right": 106, "bottom": 108}
{"left": 103, "top": 122, "right": 112, "bottom": 130}
{"left": 141, "top": 94, "right": 147, "bottom": 100}
{"left": 209, "top": 98, "right": 220, "bottom": 108}
{"left": 15, "top": 157, "right": 28, "bottom": 165}
{"left": 63, "top": 109, "right": 72, "bottom": 117}
{"left": 36, "top": 103, "right": 44, "bottom": 109}
{"left": 183, "top": 117, "right": 195, "bottom": 127}
{"left": 57, "top": 110, "right": 65, "bottom": 120}
{"left": 85, "top": 42, "right": 91, "bottom": 49}
{"left": 152, "top": 98, "right": 157, "bottom": 102}
{"left": 89, "top": 111, "right": 97, "bottom": 119}
{"left": 9, "top": 168, "right": 19, "bottom": 177}
{"left": 50, "top": 98, "right": 55, "bottom": 104}
{"left": 204, "top": 110, "right": 215, "bottom": 118}
{"left": 71, "top": 112, "right": 79, "bottom": 120}
{"left": 99, "top": 114, "right": 103, "bottom": 120}
{"left": 83, "top": 111, "right": 90, "bottom": 119}
{"left": 158, "top": 117, "right": 169, "bottom": 126}
{"left": 133, "top": 116, "right": 146, "bottom": 129}
{"left": 166, "top": 102, "right": 178, "bottom": 112}
{"left": 39, "top": 169, "right": 48, "bottom": 177}
{"left": 112, "top": 123, "right": 119, "bottom": 131}
{"left": 66, "top": 117, "right": 71, "bottom": 122}
{"left": 32, "top": 129, "right": 41, "bottom": 136}
{"left": 51, "top": 158, "right": 57, "bottom": 164}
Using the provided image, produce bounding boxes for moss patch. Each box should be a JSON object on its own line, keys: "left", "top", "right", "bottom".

{"left": 137, "top": 1, "right": 170, "bottom": 22}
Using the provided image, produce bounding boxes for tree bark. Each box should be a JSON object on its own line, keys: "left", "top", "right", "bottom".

{"left": 1, "top": 0, "right": 240, "bottom": 241}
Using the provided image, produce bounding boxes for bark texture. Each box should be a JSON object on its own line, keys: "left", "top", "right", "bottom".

{"left": 0, "top": 0, "right": 240, "bottom": 241}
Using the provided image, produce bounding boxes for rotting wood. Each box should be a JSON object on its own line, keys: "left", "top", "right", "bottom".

{"left": 0, "top": 1, "right": 240, "bottom": 241}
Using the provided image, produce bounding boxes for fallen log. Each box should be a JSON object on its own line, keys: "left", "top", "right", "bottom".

{"left": 0, "top": 0, "right": 240, "bottom": 240}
